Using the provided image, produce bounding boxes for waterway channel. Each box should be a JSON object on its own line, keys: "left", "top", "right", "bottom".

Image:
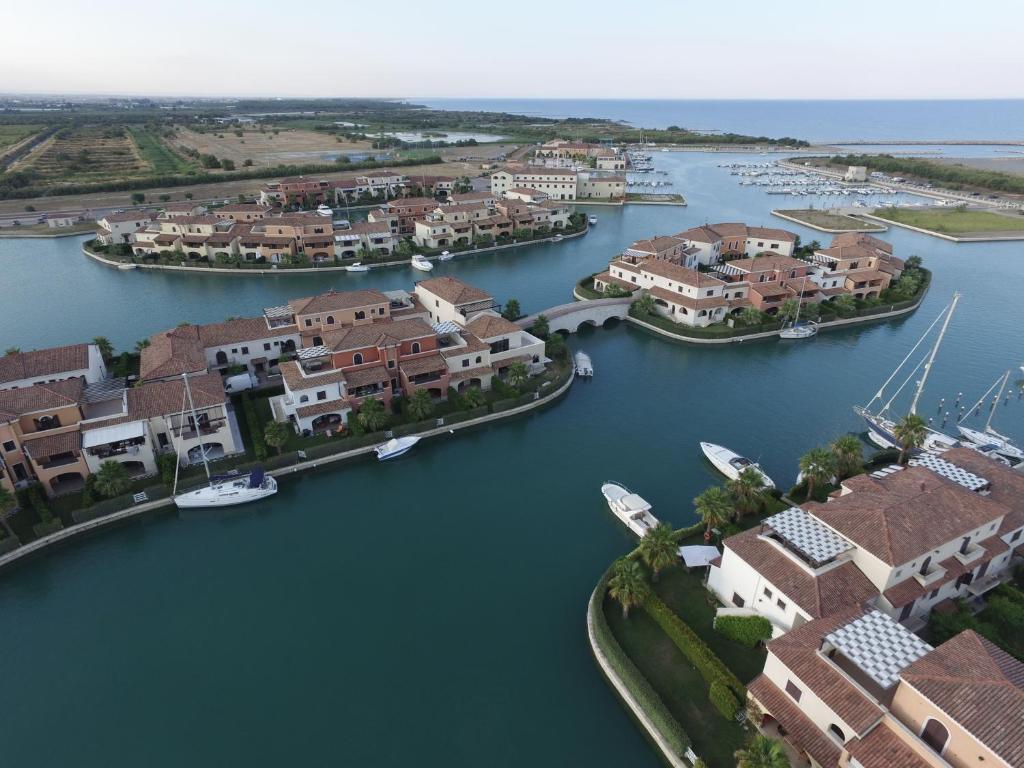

{"left": 0, "top": 150, "right": 1020, "bottom": 766}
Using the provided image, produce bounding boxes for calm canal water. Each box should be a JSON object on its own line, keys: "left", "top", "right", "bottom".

{"left": 0, "top": 151, "right": 1021, "bottom": 767}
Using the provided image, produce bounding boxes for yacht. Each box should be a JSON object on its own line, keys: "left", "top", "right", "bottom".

{"left": 410, "top": 254, "right": 434, "bottom": 272}
{"left": 588, "top": 215, "right": 598, "bottom": 225}
{"left": 574, "top": 351, "right": 593, "bottom": 378}
{"left": 601, "top": 482, "right": 660, "bottom": 537}
{"left": 700, "top": 442, "right": 775, "bottom": 489}
{"left": 345, "top": 262, "right": 370, "bottom": 273}
{"left": 375, "top": 436, "right": 420, "bottom": 461}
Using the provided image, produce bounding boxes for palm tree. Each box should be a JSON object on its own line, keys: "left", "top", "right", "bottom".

{"left": 263, "top": 420, "right": 290, "bottom": 454}
{"left": 357, "top": 397, "right": 389, "bottom": 432}
{"left": 830, "top": 434, "right": 863, "bottom": 480}
{"left": 92, "top": 336, "right": 114, "bottom": 361}
{"left": 461, "top": 387, "right": 486, "bottom": 410}
{"left": 134, "top": 338, "right": 151, "bottom": 353}
{"left": 607, "top": 558, "right": 650, "bottom": 619}
{"left": 501, "top": 298, "right": 521, "bottom": 321}
{"left": 799, "top": 447, "right": 836, "bottom": 501}
{"left": 94, "top": 460, "right": 131, "bottom": 498}
{"left": 0, "top": 485, "right": 17, "bottom": 540}
{"left": 406, "top": 388, "right": 434, "bottom": 421}
{"left": 639, "top": 522, "right": 678, "bottom": 581}
{"left": 893, "top": 413, "right": 928, "bottom": 464}
{"left": 531, "top": 314, "right": 550, "bottom": 339}
{"left": 727, "top": 468, "right": 767, "bottom": 517}
{"left": 506, "top": 361, "right": 529, "bottom": 390}
{"left": 780, "top": 298, "right": 800, "bottom": 322}
{"left": 740, "top": 307, "right": 764, "bottom": 327}
{"left": 694, "top": 486, "right": 732, "bottom": 542}
{"left": 735, "top": 734, "right": 791, "bottom": 768}
{"left": 634, "top": 293, "right": 656, "bottom": 315}
{"left": 905, "top": 254, "right": 923, "bottom": 270}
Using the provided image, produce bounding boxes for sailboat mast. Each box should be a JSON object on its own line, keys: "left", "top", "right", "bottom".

{"left": 909, "top": 293, "right": 959, "bottom": 414}
{"left": 985, "top": 370, "right": 1009, "bottom": 431}
{"left": 182, "top": 373, "right": 211, "bottom": 481}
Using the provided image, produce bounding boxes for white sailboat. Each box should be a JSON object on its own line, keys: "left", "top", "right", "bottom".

{"left": 853, "top": 294, "right": 961, "bottom": 451}
{"left": 700, "top": 442, "right": 775, "bottom": 489}
{"left": 172, "top": 374, "right": 277, "bottom": 509}
{"left": 957, "top": 370, "right": 1024, "bottom": 461}
{"left": 375, "top": 436, "right": 420, "bottom": 460}
{"left": 779, "top": 274, "right": 818, "bottom": 339}
{"left": 411, "top": 254, "right": 434, "bottom": 272}
{"left": 601, "top": 482, "right": 660, "bottom": 537}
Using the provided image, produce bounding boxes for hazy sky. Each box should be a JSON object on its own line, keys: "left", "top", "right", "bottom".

{"left": 4, "top": 0, "right": 1021, "bottom": 99}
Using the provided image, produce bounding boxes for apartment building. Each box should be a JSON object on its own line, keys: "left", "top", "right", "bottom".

{"left": 96, "top": 211, "right": 155, "bottom": 245}
{"left": 410, "top": 198, "right": 570, "bottom": 249}
{"left": 490, "top": 167, "right": 580, "bottom": 200}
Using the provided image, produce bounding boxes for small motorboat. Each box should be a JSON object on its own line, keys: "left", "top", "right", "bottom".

{"left": 601, "top": 482, "right": 660, "bottom": 537}
{"left": 375, "top": 436, "right": 420, "bottom": 461}
{"left": 316, "top": 204, "right": 333, "bottom": 217}
{"left": 345, "top": 262, "right": 370, "bottom": 273}
{"left": 552, "top": 234, "right": 564, "bottom": 242}
{"left": 574, "top": 351, "right": 593, "bottom": 377}
{"left": 411, "top": 254, "right": 434, "bottom": 272}
{"left": 779, "top": 321, "right": 818, "bottom": 340}
{"left": 117, "top": 263, "right": 137, "bottom": 270}
{"left": 588, "top": 215, "right": 598, "bottom": 225}
{"left": 700, "top": 442, "right": 775, "bottom": 489}
{"left": 438, "top": 250, "right": 454, "bottom": 261}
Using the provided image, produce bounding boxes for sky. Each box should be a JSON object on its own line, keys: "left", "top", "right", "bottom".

{"left": 3, "top": 0, "right": 1022, "bottom": 99}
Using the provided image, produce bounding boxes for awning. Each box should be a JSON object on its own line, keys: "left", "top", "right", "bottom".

{"left": 82, "top": 421, "right": 145, "bottom": 448}
{"left": 678, "top": 545, "right": 721, "bottom": 568}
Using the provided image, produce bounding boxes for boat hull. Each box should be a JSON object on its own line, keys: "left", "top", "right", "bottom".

{"left": 376, "top": 436, "right": 421, "bottom": 461}
{"left": 174, "top": 477, "right": 278, "bottom": 508}
{"left": 700, "top": 442, "right": 774, "bottom": 488}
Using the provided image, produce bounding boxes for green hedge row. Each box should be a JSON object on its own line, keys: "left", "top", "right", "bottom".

{"left": 714, "top": 615, "right": 773, "bottom": 647}
{"left": 590, "top": 573, "right": 691, "bottom": 757}
{"left": 240, "top": 393, "right": 267, "bottom": 460}
{"left": 709, "top": 680, "right": 741, "bottom": 720}
{"left": 644, "top": 594, "right": 746, "bottom": 700}
{"left": 72, "top": 484, "right": 170, "bottom": 524}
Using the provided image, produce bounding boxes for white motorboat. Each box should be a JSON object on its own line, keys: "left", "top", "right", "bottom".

{"left": 345, "top": 262, "right": 370, "bottom": 273}
{"left": 171, "top": 373, "right": 278, "bottom": 509}
{"left": 700, "top": 442, "right": 775, "bottom": 489}
{"left": 588, "top": 215, "right": 598, "bottom": 225}
{"left": 601, "top": 482, "right": 660, "bottom": 537}
{"left": 956, "top": 370, "right": 1024, "bottom": 461}
{"left": 574, "top": 351, "right": 593, "bottom": 378}
{"left": 552, "top": 234, "right": 564, "bottom": 242}
{"left": 411, "top": 254, "right": 434, "bottom": 272}
{"left": 438, "top": 250, "right": 454, "bottom": 261}
{"left": 375, "top": 435, "right": 420, "bottom": 460}
{"left": 316, "top": 204, "right": 333, "bottom": 217}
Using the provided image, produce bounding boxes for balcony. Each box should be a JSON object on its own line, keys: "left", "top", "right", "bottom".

{"left": 39, "top": 453, "right": 81, "bottom": 470}
{"left": 954, "top": 543, "right": 984, "bottom": 567}
{"left": 913, "top": 563, "right": 947, "bottom": 588}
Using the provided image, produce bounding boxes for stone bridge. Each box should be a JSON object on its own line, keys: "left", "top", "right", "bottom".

{"left": 516, "top": 296, "right": 633, "bottom": 334}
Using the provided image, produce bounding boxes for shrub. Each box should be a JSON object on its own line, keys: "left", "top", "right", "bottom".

{"left": 240, "top": 393, "right": 268, "bottom": 459}
{"left": 715, "top": 615, "right": 773, "bottom": 647}
{"left": 709, "top": 679, "right": 741, "bottom": 720}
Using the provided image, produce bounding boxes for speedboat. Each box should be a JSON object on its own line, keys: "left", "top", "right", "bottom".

{"left": 438, "top": 250, "right": 454, "bottom": 261}
{"left": 574, "top": 351, "right": 593, "bottom": 377}
{"left": 411, "top": 254, "right": 434, "bottom": 272}
{"left": 174, "top": 468, "right": 277, "bottom": 509}
{"left": 779, "top": 321, "right": 818, "bottom": 340}
{"left": 588, "top": 215, "right": 598, "bottom": 225}
{"left": 552, "top": 234, "right": 564, "bottom": 242}
{"left": 345, "top": 262, "right": 370, "bottom": 273}
{"left": 316, "top": 204, "right": 333, "bottom": 217}
{"left": 601, "top": 482, "right": 660, "bottom": 537}
{"left": 375, "top": 436, "right": 420, "bottom": 460}
{"left": 700, "top": 442, "right": 775, "bottom": 489}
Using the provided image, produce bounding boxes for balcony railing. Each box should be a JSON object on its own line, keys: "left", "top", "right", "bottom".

{"left": 39, "top": 454, "right": 81, "bottom": 470}
{"left": 954, "top": 544, "right": 984, "bottom": 567}
{"left": 913, "top": 564, "right": 947, "bottom": 587}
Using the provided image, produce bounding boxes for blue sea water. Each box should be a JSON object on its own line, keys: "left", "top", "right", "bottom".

{"left": 419, "top": 98, "right": 1024, "bottom": 144}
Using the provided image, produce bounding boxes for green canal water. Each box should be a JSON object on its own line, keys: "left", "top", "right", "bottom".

{"left": 0, "top": 151, "right": 1021, "bottom": 766}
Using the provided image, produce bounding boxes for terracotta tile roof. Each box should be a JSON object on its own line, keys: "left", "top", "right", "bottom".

{"left": 349, "top": 221, "right": 392, "bottom": 235}
{"left": 466, "top": 313, "right": 521, "bottom": 340}
{"left": 127, "top": 373, "right": 225, "bottom": 420}
{"left": 416, "top": 276, "right": 492, "bottom": 306}
{"left": 648, "top": 286, "right": 726, "bottom": 311}
{"left": 278, "top": 361, "right": 344, "bottom": 392}
{"left": 845, "top": 722, "right": 933, "bottom": 768}
{"left": 449, "top": 365, "right": 492, "bottom": 380}
{"left": 767, "top": 606, "right": 885, "bottom": 733}
{"left": 723, "top": 528, "right": 879, "bottom": 619}
{"left": 640, "top": 259, "right": 724, "bottom": 287}
{"left": 593, "top": 271, "right": 641, "bottom": 293}
{"left": 727, "top": 255, "right": 810, "bottom": 273}
{"left": 323, "top": 318, "right": 435, "bottom": 353}
{"left": 101, "top": 211, "right": 155, "bottom": 223}
{"left": 831, "top": 231, "right": 893, "bottom": 254}
{"left": 0, "top": 343, "right": 91, "bottom": 385}
{"left": 21, "top": 428, "right": 82, "bottom": 459}
{"left": 0, "top": 378, "right": 84, "bottom": 421}
{"left": 745, "top": 226, "right": 798, "bottom": 242}
{"left": 295, "top": 399, "right": 348, "bottom": 418}
{"left": 342, "top": 365, "right": 390, "bottom": 388}
{"left": 938, "top": 448, "right": 1024, "bottom": 537}
{"left": 804, "top": 467, "right": 1007, "bottom": 565}
{"left": 439, "top": 333, "right": 490, "bottom": 358}
{"left": 140, "top": 326, "right": 207, "bottom": 381}
{"left": 630, "top": 235, "right": 685, "bottom": 254}
{"left": 448, "top": 191, "right": 493, "bottom": 202}
{"left": 901, "top": 630, "right": 1024, "bottom": 766}
{"left": 492, "top": 354, "right": 531, "bottom": 370}
{"left": 674, "top": 225, "right": 721, "bottom": 244}
{"left": 747, "top": 675, "right": 843, "bottom": 768}
{"left": 196, "top": 317, "right": 296, "bottom": 348}
{"left": 400, "top": 353, "right": 447, "bottom": 377}
{"left": 289, "top": 289, "right": 390, "bottom": 317}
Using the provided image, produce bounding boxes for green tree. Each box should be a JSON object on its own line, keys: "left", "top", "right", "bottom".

{"left": 221, "top": 159, "right": 236, "bottom": 171}
{"left": 156, "top": 452, "right": 178, "bottom": 487}
{"left": 905, "top": 255, "right": 923, "bottom": 270}
{"left": 184, "top": 192, "right": 194, "bottom": 200}
{"left": 545, "top": 332, "right": 568, "bottom": 363}
{"left": 830, "top": 434, "right": 863, "bottom": 480}
{"left": 694, "top": 486, "right": 732, "bottom": 541}
{"left": 727, "top": 467, "right": 767, "bottom": 517}
{"left": 893, "top": 413, "right": 928, "bottom": 464}
{"left": 158, "top": 194, "right": 171, "bottom": 202}
{"left": 531, "top": 314, "right": 550, "bottom": 339}
{"left": 134, "top": 338, "right": 151, "bottom": 353}
{"left": 832, "top": 294, "right": 856, "bottom": 316}
{"left": 507, "top": 361, "right": 529, "bottom": 390}
{"left": 263, "top": 420, "right": 290, "bottom": 454}
{"left": 638, "top": 522, "right": 678, "bottom": 581}
{"left": 634, "top": 293, "right": 656, "bottom": 315}
{"left": 0, "top": 484, "right": 17, "bottom": 539}
{"left": 130, "top": 193, "right": 146, "bottom": 205}
{"left": 4, "top": 347, "right": 20, "bottom": 356}
{"left": 406, "top": 388, "right": 434, "bottom": 421}
{"left": 94, "top": 460, "right": 131, "bottom": 498}
{"left": 92, "top": 336, "right": 114, "bottom": 361}
{"left": 357, "top": 397, "right": 389, "bottom": 432}
{"left": 607, "top": 558, "right": 650, "bottom": 619}
{"left": 502, "top": 298, "right": 521, "bottom": 321}
{"left": 460, "top": 387, "right": 486, "bottom": 410}
{"left": 243, "top": 158, "right": 253, "bottom": 167}
{"left": 780, "top": 298, "right": 800, "bottom": 322}
{"left": 799, "top": 447, "right": 837, "bottom": 500}
{"left": 735, "top": 734, "right": 791, "bottom": 768}
{"left": 740, "top": 307, "right": 764, "bottom": 326}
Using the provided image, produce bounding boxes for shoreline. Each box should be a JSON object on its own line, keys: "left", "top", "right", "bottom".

{"left": 857, "top": 212, "right": 1024, "bottom": 242}
{"left": 0, "top": 368, "right": 574, "bottom": 574}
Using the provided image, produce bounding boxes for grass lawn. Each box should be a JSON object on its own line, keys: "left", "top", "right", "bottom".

{"left": 0, "top": 221, "right": 96, "bottom": 236}
{"left": 774, "top": 209, "right": 882, "bottom": 231}
{"left": 606, "top": 596, "right": 751, "bottom": 767}
{"left": 129, "top": 126, "right": 195, "bottom": 175}
{"left": 872, "top": 207, "right": 1024, "bottom": 235}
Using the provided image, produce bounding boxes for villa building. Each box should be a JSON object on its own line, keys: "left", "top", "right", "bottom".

{"left": 409, "top": 197, "right": 570, "bottom": 250}
{"left": 96, "top": 211, "right": 155, "bottom": 246}
{"left": 0, "top": 343, "right": 107, "bottom": 391}
{"left": 491, "top": 165, "right": 628, "bottom": 202}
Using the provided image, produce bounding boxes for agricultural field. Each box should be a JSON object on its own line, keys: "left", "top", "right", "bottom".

{"left": 0, "top": 124, "right": 43, "bottom": 151}
{"left": 127, "top": 126, "right": 195, "bottom": 175}
{"left": 18, "top": 125, "right": 150, "bottom": 182}
{"left": 169, "top": 126, "right": 373, "bottom": 167}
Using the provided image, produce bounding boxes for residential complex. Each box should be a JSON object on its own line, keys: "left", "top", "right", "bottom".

{"left": 489, "top": 165, "right": 627, "bottom": 202}
{"left": 593, "top": 226, "right": 904, "bottom": 327}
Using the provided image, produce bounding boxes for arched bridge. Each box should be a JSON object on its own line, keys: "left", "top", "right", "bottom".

{"left": 516, "top": 296, "right": 633, "bottom": 334}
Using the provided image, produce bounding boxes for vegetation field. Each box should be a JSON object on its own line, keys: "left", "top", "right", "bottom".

{"left": 774, "top": 208, "right": 884, "bottom": 231}
{"left": 0, "top": 124, "right": 42, "bottom": 151}
{"left": 171, "top": 126, "right": 371, "bottom": 166}
{"left": 128, "top": 126, "right": 195, "bottom": 174}
{"left": 822, "top": 153, "right": 1024, "bottom": 195}
{"left": 21, "top": 125, "right": 149, "bottom": 182}
{"left": 871, "top": 206, "right": 1024, "bottom": 235}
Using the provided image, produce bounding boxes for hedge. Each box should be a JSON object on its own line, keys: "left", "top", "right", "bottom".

{"left": 72, "top": 484, "right": 170, "bottom": 524}
{"left": 590, "top": 572, "right": 691, "bottom": 757}
{"left": 643, "top": 593, "right": 746, "bottom": 699}
{"left": 709, "top": 680, "right": 741, "bottom": 721}
{"left": 714, "top": 615, "right": 773, "bottom": 647}
{"left": 240, "top": 393, "right": 267, "bottom": 460}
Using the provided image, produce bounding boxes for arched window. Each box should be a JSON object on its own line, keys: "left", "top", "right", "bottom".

{"left": 355, "top": 311, "right": 366, "bottom": 320}
{"left": 411, "top": 342, "right": 421, "bottom": 354}
{"left": 313, "top": 336, "right": 323, "bottom": 347}
{"left": 326, "top": 316, "right": 335, "bottom": 325}
{"left": 828, "top": 724, "right": 846, "bottom": 743}
{"left": 353, "top": 353, "right": 363, "bottom": 365}
{"left": 921, "top": 718, "right": 949, "bottom": 755}
{"left": 299, "top": 395, "right": 309, "bottom": 403}
{"left": 919, "top": 556, "right": 932, "bottom": 576}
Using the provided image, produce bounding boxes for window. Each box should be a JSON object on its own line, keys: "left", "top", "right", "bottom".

{"left": 705, "top": 289, "right": 713, "bottom": 296}
{"left": 231, "top": 348, "right": 238, "bottom": 354}
{"left": 353, "top": 353, "right": 363, "bottom": 365}
{"left": 299, "top": 395, "right": 309, "bottom": 403}
{"left": 355, "top": 311, "right": 365, "bottom": 321}
{"left": 785, "top": 680, "right": 802, "bottom": 702}
{"left": 462, "top": 359, "right": 469, "bottom": 368}
{"left": 1012, "top": 530, "right": 1022, "bottom": 542}
{"left": 731, "top": 592, "right": 745, "bottom": 608}
{"left": 777, "top": 598, "right": 787, "bottom": 611}
{"left": 411, "top": 342, "right": 421, "bottom": 354}
{"left": 435, "top": 300, "right": 439, "bottom": 308}
{"left": 475, "top": 356, "right": 482, "bottom": 364}
{"left": 2, "top": 440, "right": 15, "bottom": 452}
{"left": 241, "top": 347, "right": 249, "bottom": 355}
{"left": 317, "top": 391, "right": 327, "bottom": 401}
{"left": 304, "top": 318, "right": 312, "bottom": 327}
{"left": 919, "top": 556, "right": 931, "bottom": 576}
{"left": 387, "top": 359, "right": 395, "bottom": 369}
{"left": 960, "top": 536, "right": 971, "bottom": 555}
{"left": 763, "top": 587, "right": 773, "bottom": 599}
{"left": 929, "top": 587, "right": 941, "bottom": 600}
{"left": 828, "top": 724, "right": 846, "bottom": 743}
{"left": 326, "top": 316, "right": 335, "bottom": 325}
{"left": 264, "top": 343, "right": 271, "bottom": 351}
{"left": 921, "top": 719, "right": 949, "bottom": 755}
